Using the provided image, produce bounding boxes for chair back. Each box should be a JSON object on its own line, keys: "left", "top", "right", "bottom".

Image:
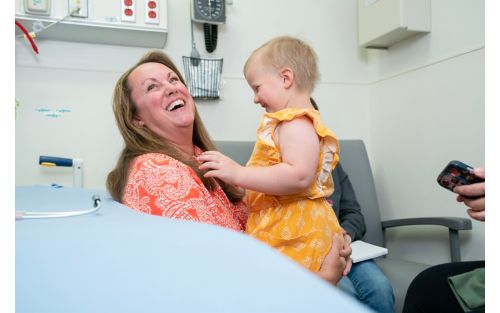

{"left": 337, "top": 140, "right": 384, "bottom": 247}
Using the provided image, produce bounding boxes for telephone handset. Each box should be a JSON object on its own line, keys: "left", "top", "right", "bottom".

{"left": 203, "top": 23, "right": 218, "bottom": 53}
{"left": 191, "top": 0, "right": 226, "bottom": 53}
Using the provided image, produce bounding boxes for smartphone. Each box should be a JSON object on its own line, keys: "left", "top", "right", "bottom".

{"left": 437, "top": 160, "right": 484, "bottom": 191}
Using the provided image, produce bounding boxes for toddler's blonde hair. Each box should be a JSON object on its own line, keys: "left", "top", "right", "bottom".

{"left": 244, "top": 36, "right": 319, "bottom": 93}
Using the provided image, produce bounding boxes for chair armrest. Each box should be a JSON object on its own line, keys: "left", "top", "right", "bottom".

{"left": 381, "top": 217, "right": 472, "bottom": 231}
{"left": 381, "top": 217, "right": 472, "bottom": 262}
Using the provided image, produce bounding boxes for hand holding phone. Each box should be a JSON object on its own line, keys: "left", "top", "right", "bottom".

{"left": 438, "top": 161, "right": 485, "bottom": 221}
{"left": 437, "top": 160, "right": 484, "bottom": 192}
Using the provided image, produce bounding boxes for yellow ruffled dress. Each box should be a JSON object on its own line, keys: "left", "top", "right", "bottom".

{"left": 246, "top": 108, "right": 343, "bottom": 271}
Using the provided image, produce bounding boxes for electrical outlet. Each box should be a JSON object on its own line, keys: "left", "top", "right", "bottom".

{"left": 24, "top": 0, "right": 51, "bottom": 15}
{"left": 122, "top": 0, "right": 136, "bottom": 23}
{"left": 145, "top": 0, "right": 159, "bottom": 24}
{"left": 68, "top": 0, "right": 88, "bottom": 18}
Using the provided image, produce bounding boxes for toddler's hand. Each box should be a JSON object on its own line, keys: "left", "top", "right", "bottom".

{"left": 197, "top": 151, "right": 242, "bottom": 186}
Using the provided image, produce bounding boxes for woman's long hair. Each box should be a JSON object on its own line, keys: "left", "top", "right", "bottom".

{"left": 106, "top": 50, "right": 244, "bottom": 203}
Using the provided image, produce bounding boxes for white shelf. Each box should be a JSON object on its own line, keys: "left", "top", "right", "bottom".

{"left": 15, "top": 0, "right": 168, "bottom": 48}
{"left": 15, "top": 15, "right": 167, "bottom": 48}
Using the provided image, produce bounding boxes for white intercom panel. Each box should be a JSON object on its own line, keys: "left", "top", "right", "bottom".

{"left": 24, "top": 0, "right": 51, "bottom": 15}
{"left": 15, "top": 0, "right": 168, "bottom": 48}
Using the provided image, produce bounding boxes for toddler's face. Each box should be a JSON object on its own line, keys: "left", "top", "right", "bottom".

{"left": 244, "top": 55, "right": 287, "bottom": 113}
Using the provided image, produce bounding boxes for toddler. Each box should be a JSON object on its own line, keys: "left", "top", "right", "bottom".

{"left": 198, "top": 36, "right": 343, "bottom": 272}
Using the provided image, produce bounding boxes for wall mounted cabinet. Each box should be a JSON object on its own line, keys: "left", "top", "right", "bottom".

{"left": 358, "top": 0, "right": 431, "bottom": 49}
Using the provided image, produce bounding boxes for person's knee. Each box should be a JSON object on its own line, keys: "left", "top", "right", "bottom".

{"left": 375, "top": 280, "right": 395, "bottom": 302}
{"left": 337, "top": 277, "right": 358, "bottom": 298}
{"left": 362, "top": 275, "right": 394, "bottom": 306}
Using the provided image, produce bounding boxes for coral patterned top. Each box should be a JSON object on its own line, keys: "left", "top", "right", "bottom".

{"left": 246, "top": 108, "right": 343, "bottom": 271}
{"left": 123, "top": 147, "right": 248, "bottom": 232}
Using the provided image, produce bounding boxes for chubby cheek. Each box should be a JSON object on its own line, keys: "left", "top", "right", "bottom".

{"left": 177, "top": 83, "right": 191, "bottom": 98}
{"left": 134, "top": 94, "right": 159, "bottom": 113}
{"left": 148, "top": 92, "right": 166, "bottom": 109}
{"left": 257, "top": 90, "right": 267, "bottom": 104}
{"left": 179, "top": 84, "right": 196, "bottom": 111}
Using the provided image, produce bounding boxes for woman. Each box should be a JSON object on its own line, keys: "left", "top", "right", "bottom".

{"left": 106, "top": 50, "right": 348, "bottom": 284}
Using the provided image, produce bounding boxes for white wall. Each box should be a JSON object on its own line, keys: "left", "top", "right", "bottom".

{"left": 366, "top": 0, "right": 485, "bottom": 264}
{"left": 15, "top": 0, "right": 484, "bottom": 265}
{"left": 16, "top": 0, "right": 370, "bottom": 187}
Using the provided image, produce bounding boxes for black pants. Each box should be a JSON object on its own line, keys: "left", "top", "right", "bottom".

{"left": 402, "top": 260, "right": 485, "bottom": 313}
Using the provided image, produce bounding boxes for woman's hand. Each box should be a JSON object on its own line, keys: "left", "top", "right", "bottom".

{"left": 454, "top": 167, "right": 485, "bottom": 221}
{"left": 340, "top": 231, "right": 353, "bottom": 276}
{"left": 317, "top": 234, "right": 347, "bottom": 285}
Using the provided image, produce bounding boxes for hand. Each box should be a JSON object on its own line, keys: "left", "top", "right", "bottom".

{"left": 317, "top": 234, "right": 346, "bottom": 285}
{"left": 340, "top": 232, "right": 353, "bottom": 276}
{"left": 197, "top": 151, "right": 243, "bottom": 186}
{"left": 453, "top": 167, "right": 485, "bottom": 221}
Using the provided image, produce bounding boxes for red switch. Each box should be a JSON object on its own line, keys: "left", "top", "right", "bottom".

{"left": 145, "top": 0, "right": 159, "bottom": 24}
{"left": 122, "top": 0, "right": 135, "bottom": 22}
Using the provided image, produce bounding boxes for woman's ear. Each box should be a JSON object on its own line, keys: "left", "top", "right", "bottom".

{"left": 280, "top": 67, "right": 294, "bottom": 89}
{"left": 133, "top": 116, "right": 144, "bottom": 127}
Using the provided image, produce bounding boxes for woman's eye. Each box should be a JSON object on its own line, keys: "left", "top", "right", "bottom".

{"left": 170, "top": 77, "right": 179, "bottom": 83}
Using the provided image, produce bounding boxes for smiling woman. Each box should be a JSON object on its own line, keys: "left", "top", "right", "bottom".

{"left": 106, "top": 50, "right": 247, "bottom": 231}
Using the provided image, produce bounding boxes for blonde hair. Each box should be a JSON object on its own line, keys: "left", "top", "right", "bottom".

{"left": 107, "top": 50, "right": 243, "bottom": 203}
{"left": 244, "top": 36, "right": 319, "bottom": 93}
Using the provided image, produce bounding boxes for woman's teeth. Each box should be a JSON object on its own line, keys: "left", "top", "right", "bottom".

{"left": 167, "top": 100, "right": 185, "bottom": 111}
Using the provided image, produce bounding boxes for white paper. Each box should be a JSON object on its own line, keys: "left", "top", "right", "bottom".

{"left": 350, "top": 240, "right": 388, "bottom": 263}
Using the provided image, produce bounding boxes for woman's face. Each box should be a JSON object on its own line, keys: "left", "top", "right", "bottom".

{"left": 128, "top": 62, "right": 196, "bottom": 142}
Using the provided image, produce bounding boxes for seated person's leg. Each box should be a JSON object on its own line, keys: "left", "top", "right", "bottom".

{"left": 403, "top": 261, "right": 485, "bottom": 313}
{"left": 348, "top": 259, "right": 395, "bottom": 313}
{"left": 337, "top": 276, "right": 358, "bottom": 298}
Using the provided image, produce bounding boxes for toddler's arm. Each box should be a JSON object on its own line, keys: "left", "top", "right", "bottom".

{"left": 198, "top": 116, "right": 320, "bottom": 195}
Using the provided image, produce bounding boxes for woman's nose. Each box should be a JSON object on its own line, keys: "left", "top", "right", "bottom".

{"left": 163, "top": 82, "right": 176, "bottom": 95}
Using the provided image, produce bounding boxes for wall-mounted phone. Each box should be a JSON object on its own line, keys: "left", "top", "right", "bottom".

{"left": 191, "top": 0, "right": 226, "bottom": 53}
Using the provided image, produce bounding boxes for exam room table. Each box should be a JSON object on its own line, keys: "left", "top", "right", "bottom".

{"left": 16, "top": 185, "right": 372, "bottom": 313}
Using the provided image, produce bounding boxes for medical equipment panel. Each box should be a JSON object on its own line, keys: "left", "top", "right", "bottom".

{"left": 39, "top": 156, "right": 84, "bottom": 188}
{"left": 15, "top": 0, "right": 168, "bottom": 48}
